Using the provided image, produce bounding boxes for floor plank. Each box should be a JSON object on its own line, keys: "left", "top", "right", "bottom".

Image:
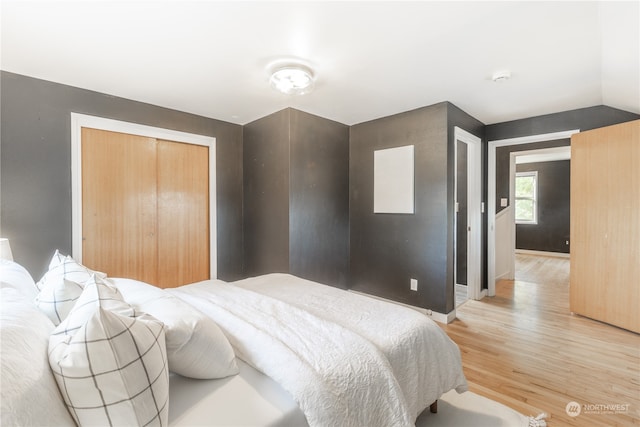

{"left": 441, "top": 253, "right": 640, "bottom": 426}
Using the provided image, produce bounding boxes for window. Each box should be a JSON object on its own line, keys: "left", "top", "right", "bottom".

{"left": 515, "top": 171, "right": 537, "bottom": 224}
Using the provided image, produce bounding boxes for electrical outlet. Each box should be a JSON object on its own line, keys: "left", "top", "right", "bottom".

{"left": 410, "top": 278, "right": 418, "bottom": 291}
{"left": 566, "top": 240, "right": 570, "bottom": 245}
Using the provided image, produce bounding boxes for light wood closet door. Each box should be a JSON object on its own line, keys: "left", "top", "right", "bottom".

{"left": 82, "top": 129, "right": 210, "bottom": 288}
{"left": 570, "top": 120, "right": 640, "bottom": 333}
{"left": 82, "top": 128, "right": 159, "bottom": 284}
{"left": 157, "top": 140, "right": 209, "bottom": 287}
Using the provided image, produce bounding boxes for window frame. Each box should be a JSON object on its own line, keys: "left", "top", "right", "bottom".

{"left": 514, "top": 170, "right": 538, "bottom": 225}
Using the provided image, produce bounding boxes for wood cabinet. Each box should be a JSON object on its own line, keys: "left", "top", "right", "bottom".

{"left": 570, "top": 120, "right": 639, "bottom": 333}
{"left": 81, "top": 128, "right": 209, "bottom": 288}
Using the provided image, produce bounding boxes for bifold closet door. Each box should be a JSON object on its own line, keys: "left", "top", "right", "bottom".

{"left": 156, "top": 139, "right": 209, "bottom": 288}
{"left": 82, "top": 129, "right": 210, "bottom": 288}
{"left": 82, "top": 128, "right": 159, "bottom": 284}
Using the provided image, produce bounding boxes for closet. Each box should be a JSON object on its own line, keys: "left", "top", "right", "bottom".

{"left": 81, "top": 127, "right": 209, "bottom": 288}
{"left": 570, "top": 119, "right": 639, "bottom": 333}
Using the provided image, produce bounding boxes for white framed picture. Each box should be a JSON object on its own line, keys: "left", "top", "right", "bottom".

{"left": 373, "top": 145, "right": 415, "bottom": 214}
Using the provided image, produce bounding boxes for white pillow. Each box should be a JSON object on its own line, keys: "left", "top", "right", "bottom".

{"left": 0, "top": 259, "right": 38, "bottom": 299}
{"left": 36, "top": 250, "right": 106, "bottom": 291}
{"left": 49, "top": 277, "right": 169, "bottom": 427}
{"left": 35, "top": 278, "right": 84, "bottom": 325}
{"left": 35, "top": 251, "right": 109, "bottom": 325}
{"left": 109, "top": 277, "right": 239, "bottom": 379}
{"left": 1, "top": 287, "right": 76, "bottom": 427}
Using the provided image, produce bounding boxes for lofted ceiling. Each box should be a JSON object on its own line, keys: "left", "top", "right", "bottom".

{"left": 1, "top": 1, "right": 638, "bottom": 126}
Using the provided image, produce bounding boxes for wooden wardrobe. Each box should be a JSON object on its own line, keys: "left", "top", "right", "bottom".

{"left": 81, "top": 128, "right": 210, "bottom": 288}
{"left": 570, "top": 119, "right": 639, "bottom": 333}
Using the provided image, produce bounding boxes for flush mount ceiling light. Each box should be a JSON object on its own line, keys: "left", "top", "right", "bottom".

{"left": 270, "top": 64, "right": 315, "bottom": 95}
{"left": 492, "top": 70, "right": 511, "bottom": 83}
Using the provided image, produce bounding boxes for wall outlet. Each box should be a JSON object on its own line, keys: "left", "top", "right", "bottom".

{"left": 500, "top": 198, "right": 508, "bottom": 207}
{"left": 410, "top": 278, "right": 418, "bottom": 291}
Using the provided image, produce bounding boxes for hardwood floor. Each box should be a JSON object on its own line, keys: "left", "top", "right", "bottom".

{"left": 441, "top": 253, "right": 640, "bottom": 426}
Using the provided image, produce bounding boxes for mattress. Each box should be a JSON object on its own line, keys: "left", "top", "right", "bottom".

{"left": 169, "top": 359, "right": 307, "bottom": 427}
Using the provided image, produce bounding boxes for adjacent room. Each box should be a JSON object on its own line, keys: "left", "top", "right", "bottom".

{"left": 1, "top": 1, "right": 638, "bottom": 426}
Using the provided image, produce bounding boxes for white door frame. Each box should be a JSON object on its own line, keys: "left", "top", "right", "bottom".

{"left": 70, "top": 113, "right": 218, "bottom": 279}
{"left": 454, "top": 127, "right": 482, "bottom": 300}
{"left": 487, "top": 129, "right": 578, "bottom": 296}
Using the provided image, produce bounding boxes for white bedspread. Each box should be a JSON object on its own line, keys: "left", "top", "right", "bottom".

{"left": 234, "top": 273, "right": 469, "bottom": 420}
{"left": 169, "top": 280, "right": 414, "bottom": 427}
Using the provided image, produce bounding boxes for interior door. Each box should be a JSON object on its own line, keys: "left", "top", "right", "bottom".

{"left": 156, "top": 139, "right": 209, "bottom": 287}
{"left": 82, "top": 128, "right": 159, "bottom": 284}
{"left": 82, "top": 129, "right": 210, "bottom": 288}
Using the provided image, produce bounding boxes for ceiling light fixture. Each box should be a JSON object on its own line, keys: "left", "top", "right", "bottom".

{"left": 492, "top": 70, "right": 511, "bottom": 83}
{"left": 270, "top": 64, "right": 315, "bottom": 95}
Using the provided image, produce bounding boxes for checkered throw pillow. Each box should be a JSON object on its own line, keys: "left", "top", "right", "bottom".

{"left": 35, "top": 278, "right": 84, "bottom": 325}
{"left": 36, "top": 250, "right": 106, "bottom": 291}
{"left": 35, "top": 251, "right": 111, "bottom": 325}
{"left": 49, "top": 276, "right": 169, "bottom": 426}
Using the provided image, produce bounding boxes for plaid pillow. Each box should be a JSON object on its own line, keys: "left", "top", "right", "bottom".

{"left": 36, "top": 250, "right": 106, "bottom": 291}
{"left": 35, "top": 278, "right": 84, "bottom": 325}
{"left": 49, "top": 277, "right": 169, "bottom": 426}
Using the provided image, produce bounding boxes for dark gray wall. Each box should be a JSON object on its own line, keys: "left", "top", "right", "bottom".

{"left": 243, "top": 109, "right": 291, "bottom": 276}
{"left": 290, "top": 110, "right": 350, "bottom": 288}
{"left": 488, "top": 105, "right": 640, "bottom": 215}
{"left": 515, "top": 160, "right": 570, "bottom": 253}
{"left": 350, "top": 103, "right": 450, "bottom": 312}
{"left": 0, "top": 71, "right": 244, "bottom": 281}
{"left": 243, "top": 108, "right": 350, "bottom": 287}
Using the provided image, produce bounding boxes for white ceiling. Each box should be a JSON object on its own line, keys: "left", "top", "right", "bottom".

{"left": 1, "top": 1, "right": 638, "bottom": 126}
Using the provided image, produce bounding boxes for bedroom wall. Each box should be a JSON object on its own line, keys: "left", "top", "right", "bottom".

{"left": 243, "top": 109, "right": 291, "bottom": 275}
{"left": 243, "top": 108, "right": 350, "bottom": 288}
{"left": 515, "top": 160, "right": 570, "bottom": 253}
{"left": 0, "top": 71, "right": 244, "bottom": 281}
{"left": 350, "top": 103, "right": 451, "bottom": 312}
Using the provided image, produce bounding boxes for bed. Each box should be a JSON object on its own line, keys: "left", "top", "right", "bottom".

{"left": 1, "top": 256, "right": 467, "bottom": 427}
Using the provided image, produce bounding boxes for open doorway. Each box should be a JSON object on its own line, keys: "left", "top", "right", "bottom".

{"left": 453, "top": 127, "right": 482, "bottom": 307}
{"left": 488, "top": 130, "right": 578, "bottom": 295}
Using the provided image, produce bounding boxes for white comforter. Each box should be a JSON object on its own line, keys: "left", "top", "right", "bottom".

{"left": 169, "top": 280, "right": 414, "bottom": 427}
{"left": 234, "top": 273, "right": 469, "bottom": 420}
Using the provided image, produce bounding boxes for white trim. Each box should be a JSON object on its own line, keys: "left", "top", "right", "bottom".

{"left": 515, "top": 249, "right": 570, "bottom": 259}
{"left": 487, "top": 129, "right": 578, "bottom": 296}
{"left": 454, "top": 127, "right": 482, "bottom": 302}
{"left": 349, "top": 290, "right": 457, "bottom": 324}
{"left": 70, "top": 113, "right": 217, "bottom": 279}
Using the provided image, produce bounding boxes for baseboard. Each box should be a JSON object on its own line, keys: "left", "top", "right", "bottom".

{"left": 516, "top": 249, "right": 570, "bottom": 259}
{"left": 495, "top": 270, "right": 511, "bottom": 281}
{"left": 349, "top": 290, "right": 456, "bottom": 324}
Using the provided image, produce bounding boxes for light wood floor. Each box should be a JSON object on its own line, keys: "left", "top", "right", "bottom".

{"left": 441, "top": 253, "right": 640, "bottom": 426}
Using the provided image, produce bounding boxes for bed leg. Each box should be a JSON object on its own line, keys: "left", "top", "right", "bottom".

{"left": 430, "top": 400, "right": 438, "bottom": 414}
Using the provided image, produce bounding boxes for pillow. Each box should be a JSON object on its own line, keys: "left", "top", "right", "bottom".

{"left": 0, "top": 287, "right": 75, "bottom": 426}
{"left": 49, "top": 276, "right": 169, "bottom": 427}
{"left": 35, "top": 278, "right": 84, "bottom": 325}
{"left": 34, "top": 251, "right": 109, "bottom": 324}
{"left": 0, "top": 259, "right": 38, "bottom": 299}
{"left": 109, "top": 277, "right": 239, "bottom": 379}
{"left": 36, "top": 250, "right": 106, "bottom": 291}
